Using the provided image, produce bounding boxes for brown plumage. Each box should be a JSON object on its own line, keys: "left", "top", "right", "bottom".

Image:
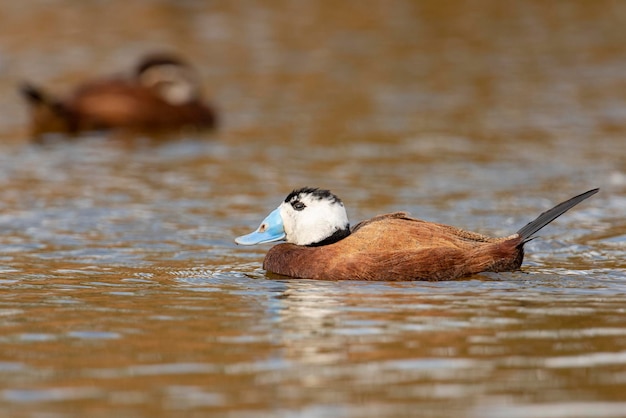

{"left": 263, "top": 212, "right": 523, "bottom": 281}
{"left": 20, "top": 53, "right": 216, "bottom": 141}
{"left": 236, "top": 188, "right": 599, "bottom": 281}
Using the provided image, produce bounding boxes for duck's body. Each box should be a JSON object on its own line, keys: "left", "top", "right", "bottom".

{"left": 263, "top": 212, "right": 523, "bottom": 281}
{"left": 236, "top": 187, "right": 599, "bottom": 281}
{"left": 20, "top": 53, "right": 216, "bottom": 140}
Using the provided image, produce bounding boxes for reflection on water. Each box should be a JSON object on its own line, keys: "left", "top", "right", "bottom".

{"left": 3, "top": 269, "right": 626, "bottom": 417}
{"left": 0, "top": 1, "right": 625, "bottom": 417}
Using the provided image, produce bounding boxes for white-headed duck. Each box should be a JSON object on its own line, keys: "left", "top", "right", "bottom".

{"left": 235, "top": 187, "right": 599, "bottom": 281}
{"left": 20, "top": 52, "right": 216, "bottom": 141}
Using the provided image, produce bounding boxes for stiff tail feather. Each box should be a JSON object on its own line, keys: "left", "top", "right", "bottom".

{"left": 516, "top": 188, "right": 599, "bottom": 242}
{"left": 19, "top": 82, "right": 71, "bottom": 120}
{"left": 19, "top": 82, "right": 50, "bottom": 105}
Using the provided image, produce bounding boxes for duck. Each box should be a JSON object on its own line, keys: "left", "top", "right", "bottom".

{"left": 235, "top": 187, "right": 599, "bottom": 281}
{"left": 19, "top": 52, "right": 217, "bottom": 141}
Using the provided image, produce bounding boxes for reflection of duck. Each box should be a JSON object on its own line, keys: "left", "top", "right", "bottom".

{"left": 235, "top": 187, "right": 599, "bottom": 281}
{"left": 20, "top": 53, "right": 217, "bottom": 140}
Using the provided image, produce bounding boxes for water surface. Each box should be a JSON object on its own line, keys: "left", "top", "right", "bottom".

{"left": 0, "top": 1, "right": 625, "bottom": 417}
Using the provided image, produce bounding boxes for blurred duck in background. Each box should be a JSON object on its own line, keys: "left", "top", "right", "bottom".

{"left": 20, "top": 53, "right": 217, "bottom": 141}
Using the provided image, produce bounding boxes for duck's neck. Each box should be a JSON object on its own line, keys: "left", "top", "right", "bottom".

{"left": 307, "top": 226, "right": 351, "bottom": 247}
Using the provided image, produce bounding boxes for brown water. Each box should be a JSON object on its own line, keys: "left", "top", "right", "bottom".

{"left": 1, "top": 1, "right": 626, "bottom": 417}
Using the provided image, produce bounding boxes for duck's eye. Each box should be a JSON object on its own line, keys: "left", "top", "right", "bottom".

{"left": 292, "top": 201, "right": 305, "bottom": 211}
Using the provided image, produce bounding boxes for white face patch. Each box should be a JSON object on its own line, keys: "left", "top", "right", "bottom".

{"left": 138, "top": 64, "right": 199, "bottom": 105}
{"left": 279, "top": 191, "right": 349, "bottom": 246}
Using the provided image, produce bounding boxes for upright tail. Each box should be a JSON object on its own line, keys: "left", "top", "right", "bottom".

{"left": 19, "top": 82, "right": 51, "bottom": 106}
{"left": 19, "top": 82, "right": 76, "bottom": 140}
{"left": 516, "top": 188, "right": 599, "bottom": 242}
{"left": 19, "top": 82, "right": 68, "bottom": 114}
